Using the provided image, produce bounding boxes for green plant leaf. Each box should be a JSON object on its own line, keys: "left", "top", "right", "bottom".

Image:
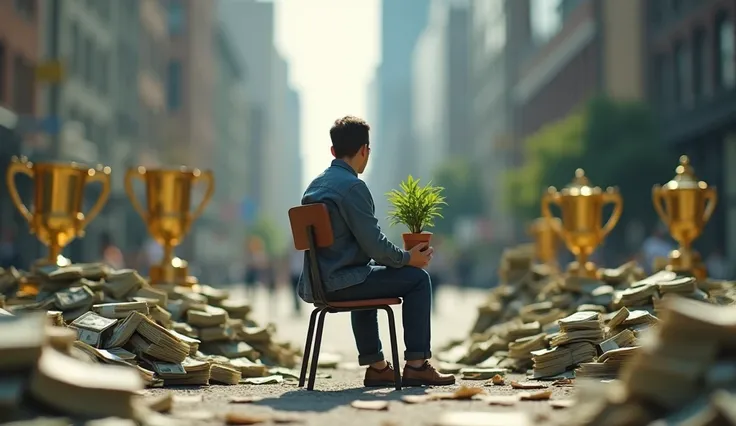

{"left": 386, "top": 175, "right": 447, "bottom": 234}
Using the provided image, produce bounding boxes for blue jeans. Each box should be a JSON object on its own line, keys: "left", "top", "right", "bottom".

{"left": 328, "top": 266, "right": 433, "bottom": 365}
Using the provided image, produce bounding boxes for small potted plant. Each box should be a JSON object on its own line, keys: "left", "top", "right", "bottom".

{"left": 386, "top": 175, "right": 446, "bottom": 250}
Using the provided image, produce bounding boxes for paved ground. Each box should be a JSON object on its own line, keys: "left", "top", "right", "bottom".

{"left": 140, "top": 285, "right": 577, "bottom": 425}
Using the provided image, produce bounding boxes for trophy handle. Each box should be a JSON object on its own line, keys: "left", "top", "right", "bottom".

{"left": 601, "top": 191, "right": 623, "bottom": 238}
{"left": 79, "top": 166, "right": 112, "bottom": 231}
{"left": 541, "top": 190, "right": 563, "bottom": 240}
{"left": 652, "top": 185, "right": 670, "bottom": 226}
{"left": 5, "top": 156, "right": 35, "bottom": 224}
{"left": 703, "top": 186, "right": 718, "bottom": 223}
{"left": 190, "top": 170, "right": 215, "bottom": 222}
{"left": 125, "top": 167, "right": 148, "bottom": 219}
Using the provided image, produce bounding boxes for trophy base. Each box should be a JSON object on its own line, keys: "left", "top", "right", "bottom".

{"left": 666, "top": 249, "right": 707, "bottom": 281}
{"left": 32, "top": 254, "right": 72, "bottom": 268}
{"left": 149, "top": 257, "right": 199, "bottom": 286}
{"left": 566, "top": 261, "right": 598, "bottom": 278}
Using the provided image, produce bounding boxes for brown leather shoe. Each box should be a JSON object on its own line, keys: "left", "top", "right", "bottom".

{"left": 402, "top": 361, "right": 456, "bottom": 386}
{"left": 363, "top": 362, "right": 396, "bottom": 387}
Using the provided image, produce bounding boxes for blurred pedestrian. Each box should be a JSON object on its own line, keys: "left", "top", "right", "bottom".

{"left": 137, "top": 237, "right": 163, "bottom": 275}
{"left": 244, "top": 237, "right": 268, "bottom": 302}
{"left": 0, "top": 231, "right": 21, "bottom": 269}
{"left": 100, "top": 232, "right": 124, "bottom": 269}
{"left": 640, "top": 225, "right": 674, "bottom": 274}
{"left": 706, "top": 248, "right": 731, "bottom": 280}
{"left": 289, "top": 249, "right": 303, "bottom": 315}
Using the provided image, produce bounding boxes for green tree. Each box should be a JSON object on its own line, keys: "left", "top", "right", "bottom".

{"left": 504, "top": 96, "right": 676, "bottom": 248}
{"left": 431, "top": 158, "right": 485, "bottom": 235}
{"left": 246, "top": 217, "right": 284, "bottom": 257}
{"left": 504, "top": 110, "right": 586, "bottom": 221}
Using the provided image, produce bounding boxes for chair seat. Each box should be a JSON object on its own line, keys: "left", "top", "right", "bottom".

{"left": 326, "top": 298, "right": 402, "bottom": 308}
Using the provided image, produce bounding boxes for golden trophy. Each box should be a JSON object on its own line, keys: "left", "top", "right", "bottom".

{"left": 541, "top": 169, "right": 623, "bottom": 277}
{"left": 125, "top": 166, "right": 215, "bottom": 285}
{"left": 652, "top": 155, "right": 716, "bottom": 280}
{"left": 5, "top": 156, "right": 111, "bottom": 267}
{"left": 528, "top": 217, "right": 562, "bottom": 270}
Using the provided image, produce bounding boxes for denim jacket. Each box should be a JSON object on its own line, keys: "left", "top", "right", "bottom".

{"left": 297, "top": 159, "right": 410, "bottom": 302}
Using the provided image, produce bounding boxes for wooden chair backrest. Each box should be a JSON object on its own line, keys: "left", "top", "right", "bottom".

{"left": 287, "top": 203, "right": 334, "bottom": 305}
{"left": 288, "top": 204, "right": 334, "bottom": 251}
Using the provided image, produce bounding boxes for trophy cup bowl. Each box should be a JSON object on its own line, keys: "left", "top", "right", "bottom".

{"left": 125, "top": 166, "right": 215, "bottom": 285}
{"left": 528, "top": 217, "right": 561, "bottom": 268}
{"left": 5, "top": 156, "right": 112, "bottom": 268}
{"left": 652, "top": 155, "right": 716, "bottom": 279}
{"left": 541, "top": 168, "right": 623, "bottom": 277}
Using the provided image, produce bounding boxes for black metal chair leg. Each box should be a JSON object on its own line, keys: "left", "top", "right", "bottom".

{"left": 382, "top": 306, "right": 402, "bottom": 390}
{"left": 298, "top": 307, "right": 322, "bottom": 387}
{"left": 307, "top": 309, "right": 329, "bottom": 390}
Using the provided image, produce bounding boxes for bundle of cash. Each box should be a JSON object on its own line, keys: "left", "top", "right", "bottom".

{"left": 568, "top": 298, "right": 736, "bottom": 426}
{"left": 549, "top": 311, "right": 604, "bottom": 347}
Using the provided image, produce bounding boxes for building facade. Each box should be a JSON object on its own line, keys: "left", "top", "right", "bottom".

{"left": 469, "top": 0, "right": 516, "bottom": 242}
{"left": 370, "top": 0, "right": 431, "bottom": 230}
{"left": 0, "top": 0, "right": 41, "bottom": 263}
{"left": 206, "top": 23, "right": 249, "bottom": 279}
{"left": 219, "top": 0, "right": 300, "bottom": 245}
{"left": 646, "top": 0, "right": 736, "bottom": 260}
{"left": 164, "top": 0, "right": 215, "bottom": 169}
{"left": 512, "top": 0, "right": 645, "bottom": 142}
{"left": 138, "top": 0, "right": 167, "bottom": 164}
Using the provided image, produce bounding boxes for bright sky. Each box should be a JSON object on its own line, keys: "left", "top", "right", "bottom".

{"left": 275, "top": 0, "right": 381, "bottom": 188}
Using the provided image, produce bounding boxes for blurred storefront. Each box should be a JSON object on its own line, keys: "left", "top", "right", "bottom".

{"left": 646, "top": 0, "right": 736, "bottom": 259}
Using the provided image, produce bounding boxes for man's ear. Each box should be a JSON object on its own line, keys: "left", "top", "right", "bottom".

{"left": 330, "top": 146, "right": 336, "bottom": 158}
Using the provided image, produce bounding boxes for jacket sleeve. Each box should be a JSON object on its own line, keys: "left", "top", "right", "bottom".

{"left": 339, "top": 180, "right": 410, "bottom": 268}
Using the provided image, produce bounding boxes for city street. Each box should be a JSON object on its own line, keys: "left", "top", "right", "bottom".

{"left": 141, "top": 285, "right": 575, "bottom": 425}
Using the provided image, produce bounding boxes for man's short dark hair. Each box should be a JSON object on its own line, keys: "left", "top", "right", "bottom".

{"left": 330, "top": 116, "right": 370, "bottom": 158}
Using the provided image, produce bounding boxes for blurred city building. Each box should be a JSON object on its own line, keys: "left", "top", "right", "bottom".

{"left": 412, "top": 0, "right": 470, "bottom": 183}
{"left": 163, "top": 0, "right": 217, "bottom": 265}
{"left": 512, "top": 0, "right": 644, "bottom": 142}
{"left": 218, "top": 0, "right": 302, "bottom": 247}
{"left": 645, "top": 0, "right": 735, "bottom": 258}
{"left": 0, "top": 0, "right": 40, "bottom": 264}
{"left": 207, "top": 23, "right": 249, "bottom": 281}
{"left": 468, "top": 0, "right": 515, "bottom": 244}
{"left": 369, "top": 0, "right": 431, "bottom": 232}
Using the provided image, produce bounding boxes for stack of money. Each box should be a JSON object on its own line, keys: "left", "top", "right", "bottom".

{"left": 438, "top": 238, "right": 736, "bottom": 384}
{"left": 505, "top": 333, "right": 548, "bottom": 371}
{"left": 576, "top": 346, "right": 640, "bottom": 379}
{"left": 568, "top": 298, "right": 736, "bottom": 426}
{"left": 530, "top": 342, "right": 597, "bottom": 378}
{"left": 0, "top": 262, "right": 300, "bottom": 392}
{"left": 1, "top": 313, "right": 144, "bottom": 422}
{"left": 549, "top": 311, "right": 604, "bottom": 346}
{"left": 438, "top": 247, "right": 650, "bottom": 373}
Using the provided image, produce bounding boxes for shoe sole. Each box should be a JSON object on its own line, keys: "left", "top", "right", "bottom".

{"left": 402, "top": 378, "right": 456, "bottom": 387}
{"left": 363, "top": 381, "right": 397, "bottom": 387}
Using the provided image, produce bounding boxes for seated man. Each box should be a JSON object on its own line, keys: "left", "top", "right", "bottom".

{"left": 297, "top": 115, "right": 455, "bottom": 387}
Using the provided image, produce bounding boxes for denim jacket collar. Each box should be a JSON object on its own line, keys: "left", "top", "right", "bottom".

{"left": 331, "top": 159, "right": 358, "bottom": 177}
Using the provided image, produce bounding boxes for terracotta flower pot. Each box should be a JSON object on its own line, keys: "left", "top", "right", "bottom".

{"left": 402, "top": 232, "right": 432, "bottom": 251}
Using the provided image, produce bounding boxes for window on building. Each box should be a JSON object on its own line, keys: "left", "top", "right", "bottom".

{"left": 670, "top": 0, "right": 681, "bottom": 13}
{"left": 12, "top": 55, "right": 34, "bottom": 115}
{"left": 70, "top": 23, "right": 80, "bottom": 76}
{"left": 692, "top": 27, "right": 707, "bottom": 99}
{"left": 167, "top": 61, "right": 182, "bottom": 111}
{"left": 649, "top": 0, "right": 662, "bottom": 27}
{"left": 0, "top": 42, "right": 5, "bottom": 104}
{"left": 83, "top": 37, "right": 94, "bottom": 86}
{"left": 653, "top": 53, "right": 669, "bottom": 105}
{"left": 100, "top": 51, "right": 109, "bottom": 96}
{"left": 715, "top": 14, "right": 735, "bottom": 89}
{"left": 168, "top": 0, "right": 186, "bottom": 35}
{"left": 14, "top": 0, "right": 35, "bottom": 20}
{"left": 673, "top": 41, "right": 690, "bottom": 104}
